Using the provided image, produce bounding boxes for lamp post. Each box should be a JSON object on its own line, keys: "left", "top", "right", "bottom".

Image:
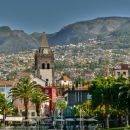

{"left": 80, "top": 109, "right": 81, "bottom": 130}
{"left": 3, "top": 109, "right": 5, "bottom": 129}
{"left": 61, "top": 108, "right": 63, "bottom": 130}
{"left": 80, "top": 109, "right": 85, "bottom": 130}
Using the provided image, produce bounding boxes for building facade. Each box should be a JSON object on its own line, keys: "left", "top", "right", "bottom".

{"left": 41, "top": 87, "right": 57, "bottom": 116}
{"left": 113, "top": 64, "right": 129, "bottom": 78}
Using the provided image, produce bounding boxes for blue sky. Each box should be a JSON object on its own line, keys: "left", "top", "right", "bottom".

{"left": 0, "top": 0, "right": 130, "bottom": 34}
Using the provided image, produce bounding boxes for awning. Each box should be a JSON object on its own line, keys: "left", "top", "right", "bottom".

{"left": 23, "top": 119, "right": 37, "bottom": 124}
{"left": 5, "top": 117, "right": 24, "bottom": 122}
{"left": 76, "top": 118, "right": 86, "bottom": 121}
{"left": 76, "top": 118, "right": 98, "bottom": 122}
{"left": 65, "top": 118, "right": 74, "bottom": 121}
{"left": 86, "top": 118, "right": 98, "bottom": 122}
{"left": 55, "top": 119, "right": 64, "bottom": 122}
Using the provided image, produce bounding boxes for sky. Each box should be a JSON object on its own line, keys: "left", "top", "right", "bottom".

{"left": 0, "top": 0, "right": 130, "bottom": 34}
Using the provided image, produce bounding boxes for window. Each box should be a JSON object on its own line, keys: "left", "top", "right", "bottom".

{"left": 117, "top": 72, "right": 120, "bottom": 76}
{"left": 47, "top": 63, "right": 50, "bottom": 69}
{"left": 42, "top": 63, "right": 45, "bottom": 69}
{"left": 31, "top": 112, "right": 35, "bottom": 116}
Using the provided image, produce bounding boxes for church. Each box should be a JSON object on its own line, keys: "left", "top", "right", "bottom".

{"left": 34, "top": 32, "right": 56, "bottom": 115}
{"left": 34, "top": 32, "right": 54, "bottom": 86}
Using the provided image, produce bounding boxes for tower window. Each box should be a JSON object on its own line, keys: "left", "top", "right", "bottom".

{"left": 47, "top": 63, "right": 50, "bottom": 69}
{"left": 42, "top": 63, "right": 45, "bottom": 69}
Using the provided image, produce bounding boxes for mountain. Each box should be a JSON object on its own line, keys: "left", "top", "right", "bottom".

{"left": 0, "top": 26, "right": 39, "bottom": 53}
{"left": 1, "top": 17, "right": 130, "bottom": 53}
{"left": 48, "top": 17, "right": 130, "bottom": 44}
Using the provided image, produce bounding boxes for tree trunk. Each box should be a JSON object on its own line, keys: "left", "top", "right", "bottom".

{"left": 126, "top": 109, "right": 129, "bottom": 127}
{"left": 105, "top": 104, "right": 110, "bottom": 128}
{"left": 118, "top": 114, "right": 122, "bottom": 127}
{"left": 36, "top": 103, "right": 40, "bottom": 116}
{"left": 24, "top": 98, "right": 29, "bottom": 119}
{"left": 3, "top": 110, "right": 6, "bottom": 127}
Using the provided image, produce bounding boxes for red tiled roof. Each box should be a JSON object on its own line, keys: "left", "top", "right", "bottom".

{"left": 75, "top": 85, "right": 88, "bottom": 91}
{"left": 20, "top": 72, "right": 30, "bottom": 78}
{"left": 114, "top": 64, "right": 128, "bottom": 70}
{"left": 121, "top": 64, "right": 128, "bottom": 70}
{"left": 0, "top": 80, "right": 14, "bottom": 86}
{"left": 59, "top": 76, "right": 71, "bottom": 81}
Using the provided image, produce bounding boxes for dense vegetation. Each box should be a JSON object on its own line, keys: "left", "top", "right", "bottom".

{"left": 74, "top": 76, "right": 130, "bottom": 128}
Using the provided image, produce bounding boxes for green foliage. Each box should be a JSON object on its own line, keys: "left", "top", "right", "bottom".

{"left": 55, "top": 100, "right": 67, "bottom": 110}
{"left": 89, "top": 76, "right": 118, "bottom": 108}
{"left": 117, "top": 76, "right": 130, "bottom": 126}
{"left": 89, "top": 76, "right": 120, "bottom": 128}
{"left": 32, "top": 89, "right": 49, "bottom": 104}
{"left": 9, "top": 78, "right": 36, "bottom": 101}
{"left": 75, "top": 100, "right": 95, "bottom": 118}
{"left": 88, "top": 75, "right": 130, "bottom": 128}
{"left": 9, "top": 77, "right": 37, "bottom": 119}
{"left": 0, "top": 93, "right": 16, "bottom": 122}
{"left": 32, "top": 88, "right": 50, "bottom": 116}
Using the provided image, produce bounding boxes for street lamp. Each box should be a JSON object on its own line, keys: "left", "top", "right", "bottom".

{"left": 80, "top": 108, "right": 85, "bottom": 130}
{"left": 80, "top": 109, "right": 82, "bottom": 130}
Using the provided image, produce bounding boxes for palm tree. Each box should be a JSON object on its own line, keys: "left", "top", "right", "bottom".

{"left": 89, "top": 76, "right": 117, "bottom": 128}
{"left": 9, "top": 78, "right": 37, "bottom": 119}
{"left": 0, "top": 93, "right": 14, "bottom": 123}
{"left": 32, "top": 88, "right": 50, "bottom": 116}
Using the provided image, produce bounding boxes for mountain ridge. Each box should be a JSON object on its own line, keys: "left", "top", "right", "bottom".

{"left": 1, "top": 16, "right": 130, "bottom": 53}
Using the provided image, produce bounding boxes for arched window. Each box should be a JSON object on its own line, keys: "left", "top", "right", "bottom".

{"left": 47, "top": 63, "right": 50, "bottom": 69}
{"left": 42, "top": 63, "right": 45, "bottom": 69}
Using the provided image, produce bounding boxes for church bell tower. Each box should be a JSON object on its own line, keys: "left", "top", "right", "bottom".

{"left": 35, "top": 32, "right": 54, "bottom": 86}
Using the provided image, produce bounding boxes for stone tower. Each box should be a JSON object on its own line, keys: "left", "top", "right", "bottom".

{"left": 35, "top": 32, "right": 54, "bottom": 86}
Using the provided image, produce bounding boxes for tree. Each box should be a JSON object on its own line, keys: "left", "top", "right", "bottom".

{"left": 0, "top": 93, "right": 14, "bottom": 123}
{"left": 75, "top": 100, "right": 94, "bottom": 118}
{"left": 9, "top": 78, "right": 37, "bottom": 119}
{"left": 55, "top": 100, "right": 67, "bottom": 117}
{"left": 32, "top": 88, "right": 50, "bottom": 116}
{"left": 118, "top": 76, "right": 130, "bottom": 126}
{"left": 89, "top": 76, "right": 117, "bottom": 128}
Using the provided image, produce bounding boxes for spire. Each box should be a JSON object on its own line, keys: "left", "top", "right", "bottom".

{"left": 41, "top": 32, "right": 49, "bottom": 47}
